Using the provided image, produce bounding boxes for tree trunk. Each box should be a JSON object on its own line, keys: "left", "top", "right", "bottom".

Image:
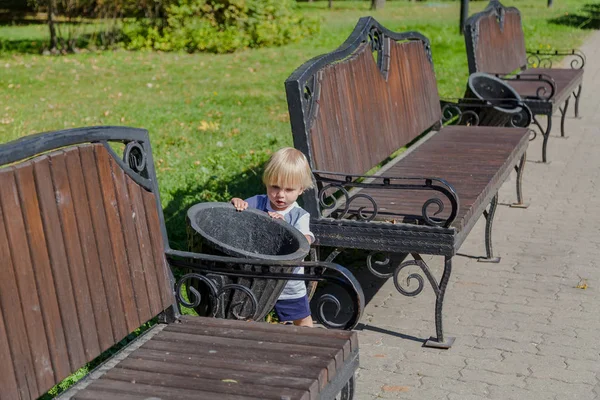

{"left": 328, "top": 0, "right": 332, "bottom": 9}
{"left": 47, "top": 0, "right": 58, "bottom": 52}
{"left": 547, "top": 0, "right": 553, "bottom": 7}
{"left": 459, "top": 0, "right": 469, "bottom": 35}
{"left": 370, "top": 0, "right": 385, "bottom": 10}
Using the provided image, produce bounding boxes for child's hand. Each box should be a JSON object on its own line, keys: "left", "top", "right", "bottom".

{"left": 268, "top": 211, "right": 284, "bottom": 220}
{"left": 231, "top": 198, "right": 248, "bottom": 211}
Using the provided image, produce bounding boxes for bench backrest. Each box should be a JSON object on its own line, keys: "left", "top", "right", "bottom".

{"left": 285, "top": 17, "right": 441, "bottom": 216}
{"left": 464, "top": 0, "right": 527, "bottom": 75}
{"left": 0, "top": 127, "right": 175, "bottom": 400}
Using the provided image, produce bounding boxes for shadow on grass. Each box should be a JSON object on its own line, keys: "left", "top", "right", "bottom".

{"left": 549, "top": 3, "right": 600, "bottom": 30}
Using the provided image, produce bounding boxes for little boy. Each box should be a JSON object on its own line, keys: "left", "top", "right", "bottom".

{"left": 231, "top": 147, "right": 314, "bottom": 327}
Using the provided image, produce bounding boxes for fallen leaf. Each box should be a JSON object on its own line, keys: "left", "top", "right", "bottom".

{"left": 222, "top": 379, "right": 238, "bottom": 384}
{"left": 576, "top": 279, "right": 588, "bottom": 290}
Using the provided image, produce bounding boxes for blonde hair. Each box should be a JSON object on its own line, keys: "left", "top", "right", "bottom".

{"left": 263, "top": 147, "right": 314, "bottom": 190}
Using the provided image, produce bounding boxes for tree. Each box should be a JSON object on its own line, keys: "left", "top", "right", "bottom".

{"left": 46, "top": 0, "right": 58, "bottom": 52}
{"left": 371, "top": 0, "right": 384, "bottom": 10}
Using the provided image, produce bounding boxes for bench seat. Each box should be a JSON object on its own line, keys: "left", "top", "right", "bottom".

{"left": 347, "top": 125, "right": 529, "bottom": 230}
{"left": 314, "top": 125, "right": 529, "bottom": 255}
{"left": 64, "top": 316, "right": 357, "bottom": 400}
{"left": 510, "top": 68, "right": 584, "bottom": 113}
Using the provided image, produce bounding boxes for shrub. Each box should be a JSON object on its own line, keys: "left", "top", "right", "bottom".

{"left": 121, "top": 0, "right": 320, "bottom": 53}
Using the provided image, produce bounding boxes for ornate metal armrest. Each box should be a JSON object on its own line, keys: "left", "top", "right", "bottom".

{"left": 526, "top": 49, "right": 586, "bottom": 70}
{"left": 312, "top": 171, "right": 459, "bottom": 228}
{"left": 495, "top": 73, "right": 557, "bottom": 101}
{"left": 441, "top": 97, "right": 532, "bottom": 128}
{"left": 165, "top": 249, "right": 365, "bottom": 330}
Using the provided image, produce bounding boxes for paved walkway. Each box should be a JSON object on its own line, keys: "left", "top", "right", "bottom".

{"left": 354, "top": 29, "right": 600, "bottom": 400}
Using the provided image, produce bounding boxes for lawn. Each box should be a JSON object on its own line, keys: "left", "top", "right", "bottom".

{"left": 0, "top": 0, "right": 594, "bottom": 248}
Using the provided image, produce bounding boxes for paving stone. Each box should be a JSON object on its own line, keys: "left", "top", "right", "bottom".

{"left": 529, "top": 363, "right": 597, "bottom": 385}
{"left": 524, "top": 377, "right": 596, "bottom": 399}
{"left": 459, "top": 366, "right": 528, "bottom": 388}
{"left": 354, "top": 29, "right": 600, "bottom": 400}
{"left": 487, "top": 385, "right": 557, "bottom": 400}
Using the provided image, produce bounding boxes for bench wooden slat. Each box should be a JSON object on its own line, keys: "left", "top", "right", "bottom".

{"left": 0, "top": 193, "right": 42, "bottom": 399}
{"left": 72, "top": 389, "right": 161, "bottom": 400}
{"left": 104, "top": 147, "right": 154, "bottom": 325}
{"left": 178, "top": 314, "right": 359, "bottom": 352}
{"left": 31, "top": 157, "right": 90, "bottom": 370}
{"left": 49, "top": 151, "right": 103, "bottom": 360}
{"left": 141, "top": 187, "right": 175, "bottom": 309}
{"left": 126, "top": 172, "right": 164, "bottom": 317}
{"left": 132, "top": 347, "right": 328, "bottom": 389}
{"left": 65, "top": 147, "right": 116, "bottom": 351}
{"left": 346, "top": 125, "right": 528, "bottom": 231}
{"left": 102, "top": 147, "right": 152, "bottom": 323}
{"left": 78, "top": 379, "right": 265, "bottom": 400}
{"left": 142, "top": 338, "right": 335, "bottom": 380}
{"left": 117, "top": 357, "right": 320, "bottom": 396}
{"left": 0, "top": 305, "right": 20, "bottom": 399}
{"left": 167, "top": 323, "right": 352, "bottom": 359}
{"left": 94, "top": 146, "right": 143, "bottom": 333}
{"left": 103, "top": 367, "right": 311, "bottom": 400}
{"left": 79, "top": 145, "right": 131, "bottom": 342}
{"left": 0, "top": 168, "right": 58, "bottom": 396}
{"left": 156, "top": 329, "right": 344, "bottom": 369}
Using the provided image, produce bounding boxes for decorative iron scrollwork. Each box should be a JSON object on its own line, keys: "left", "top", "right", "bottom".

{"left": 442, "top": 98, "right": 532, "bottom": 128}
{"left": 301, "top": 72, "right": 322, "bottom": 132}
{"left": 526, "top": 49, "right": 586, "bottom": 70}
{"left": 366, "top": 252, "right": 394, "bottom": 278}
{"left": 393, "top": 258, "right": 440, "bottom": 297}
{"left": 315, "top": 171, "right": 459, "bottom": 228}
{"left": 168, "top": 250, "right": 364, "bottom": 331}
{"left": 175, "top": 273, "right": 259, "bottom": 321}
{"left": 123, "top": 141, "right": 148, "bottom": 178}
{"left": 319, "top": 183, "right": 377, "bottom": 222}
{"left": 367, "top": 26, "right": 390, "bottom": 80}
{"left": 441, "top": 102, "right": 480, "bottom": 126}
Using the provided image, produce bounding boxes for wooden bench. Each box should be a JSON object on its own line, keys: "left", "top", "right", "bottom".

{"left": 0, "top": 126, "right": 363, "bottom": 400}
{"left": 465, "top": 0, "right": 585, "bottom": 162}
{"left": 284, "top": 17, "right": 532, "bottom": 349}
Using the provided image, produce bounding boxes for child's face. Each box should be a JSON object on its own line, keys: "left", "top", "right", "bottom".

{"left": 266, "top": 184, "right": 303, "bottom": 211}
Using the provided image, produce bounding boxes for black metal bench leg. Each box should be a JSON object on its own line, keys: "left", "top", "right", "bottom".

{"left": 392, "top": 253, "right": 455, "bottom": 349}
{"left": 533, "top": 114, "right": 552, "bottom": 163}
{"left": 422, "top": 255, "right": 455, "bottom": 349}
{"left": 574, "top": 84, "right": 582, "bottom": 118}
{"left": 560, "top": 96, "right": 570, "bottom": 138}
{"left": 510, "top": 152, "right": 529, "bottom": 208}
{"left": 478, "top": 193, "right": 501, "bottom": 263}
{"left": 337, "top": 375, "right": 355, "bottom": 400}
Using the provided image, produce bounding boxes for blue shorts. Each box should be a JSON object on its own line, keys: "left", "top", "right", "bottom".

{"left": 274, "top": 295, "right": 311, "bottom": 322}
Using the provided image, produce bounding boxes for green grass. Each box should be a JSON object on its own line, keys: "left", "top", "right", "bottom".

{"left": 0, "top": 0, "right": 594, "bottom": 248}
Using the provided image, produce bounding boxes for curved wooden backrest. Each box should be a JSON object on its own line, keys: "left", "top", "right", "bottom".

{"left": 464, "top": 0, "right": 527, "bottom": 75}
{"left": 0, "top": 128, "right": 175, "bottom": 400}
{"left": 285, "top": 17, "right": 441, "bottom": 177}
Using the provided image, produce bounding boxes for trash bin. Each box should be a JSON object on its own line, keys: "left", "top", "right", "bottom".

{"left": 464, "top": 72, "right": 528, "bottom": 127}
{"left": 186, "top": 202, "right": 310, "bottom": 321}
